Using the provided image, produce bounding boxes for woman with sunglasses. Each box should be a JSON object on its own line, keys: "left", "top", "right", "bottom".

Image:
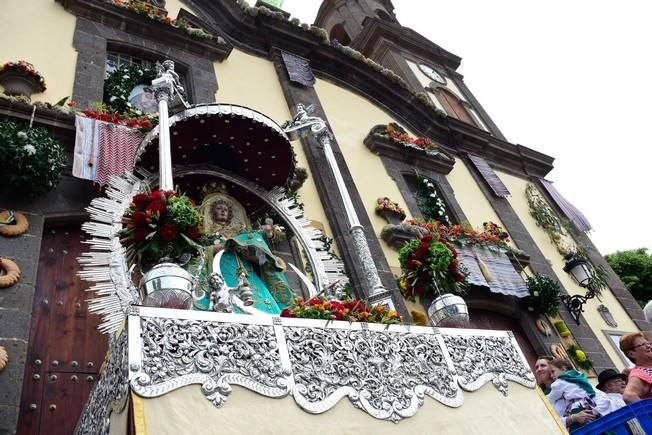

{"left": 620, "top": 332, "right": 652, "bottom": 403}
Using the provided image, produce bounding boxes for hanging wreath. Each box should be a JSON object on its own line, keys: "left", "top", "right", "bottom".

{"left": 103, "top": 64, "right": 157, "bottom": 114}
{"left": 0, "top": 211, "right": 29, "bottom": 237}
{"left": 0, "top": 258, "right": 21, "bottom": 288}
{"left": 0, "top": 120, "right": 66, "bottom": 198}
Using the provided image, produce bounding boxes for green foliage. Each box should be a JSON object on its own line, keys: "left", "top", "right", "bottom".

{"left": 554, "top": 320, "right": 571, "bottom": 337}
{"left": 605, "top": 248, "right": 652, "bottom": 307}
{"left": 103, "top": 64, "right": 157, "bottom": 114}
{"left": 415, "top": 176, "right": 451, "bottom": 225}
{"left": 566, "top": 343, "right": 592, "bottom": 371}
{"left": 525, "top": 274, "right": 561, "bottom": 316}
{"left": 0, "top": 119, "right": 66, "bottom": 198}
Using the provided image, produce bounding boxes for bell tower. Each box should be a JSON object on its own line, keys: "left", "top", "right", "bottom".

{"left": 314, "top": 0, "right": 397, "bottom": 46}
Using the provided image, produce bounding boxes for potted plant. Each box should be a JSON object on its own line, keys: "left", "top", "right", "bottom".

{"left": 525, "top": 274, "right": 561, "bottom": 316}
{"left": 0, "top": 119, "right": 65, "bottom": 198}
{"left": 0, "top": 61, "right": 46, "bottom": 100}
{"left": 375, "top": 196, "right": 406, "bottom": 224}
{"left": 398, "top": 233, "right": 469, "bottom": 326}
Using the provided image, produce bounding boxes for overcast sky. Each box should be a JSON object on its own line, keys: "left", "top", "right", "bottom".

{"left": 259, "top": 0, "right": 652, "bottom": 255}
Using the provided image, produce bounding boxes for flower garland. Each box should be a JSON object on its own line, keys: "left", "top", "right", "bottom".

{"left": 415, "top": 176, "right": 451, "bottom": 225}
{"left": 79, "top": 106, "right": 157, "bottom": 132}
{"left": 111, "top": 0, "right": 213, "bottom": 39}
{"left": 0, "top": 120, "right": 65, "bottom": 198}
{"left": 398, "top": 233, "right": 467, "bottom": 300}
{"left": 375, "top": 197, "right": 406, "bottom": 221}
{"left": 403, "top": 220, "right": 510, "bottom": 252}
{"left": 120, "top": 190, "right": 205, "bottom": 270}
{"left": 280, "top": 296, "right": 401, "bottom": 324}
{"left": 103, "top": 64, "right": 158, "bottom": 114}
{"left": 0, "top": 61, "right": 47, "bottom": 92}
{"left": 384, "top": 123, "right": 439, "bottom": 153}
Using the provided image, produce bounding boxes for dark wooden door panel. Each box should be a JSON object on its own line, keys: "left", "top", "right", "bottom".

{"left": 469, "top": 308, "right": 539, "bottom": 367}
{"left": 17, "top": 225, "right": 107, "bottom": 435}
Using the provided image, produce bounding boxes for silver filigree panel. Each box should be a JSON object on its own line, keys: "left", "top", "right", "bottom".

{"left": 130, "top": 316, "right": 292, "bottom": 407}
{"left": 284, "top": 326, "right": 462, "bottom": 422}
{"left": 442, "top": 332, "right": 536, "bottom": 396}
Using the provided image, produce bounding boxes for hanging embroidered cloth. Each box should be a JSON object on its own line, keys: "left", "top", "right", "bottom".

{"left": 72, "top": 115, "right": 143, "bottom": 185}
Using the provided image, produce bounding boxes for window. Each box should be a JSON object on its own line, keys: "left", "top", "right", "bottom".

{"left": 604, "top": 330, "right": 635, "bottom": 368}
{"left": 433, "top": 88, "right": 476, "bottom": 126}
{"left": 406, "top": 174, "right": 454, "bottom": 225}
{"left": 105, "top": 52, "right": 153, "bottom": 78}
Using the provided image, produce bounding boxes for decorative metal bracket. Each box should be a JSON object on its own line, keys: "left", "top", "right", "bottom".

{"left": 560, "top": 287, "right": 597, "bottom": 325}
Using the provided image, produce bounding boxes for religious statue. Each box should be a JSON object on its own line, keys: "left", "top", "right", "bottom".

{"left": 193, "top": 189, "right": 296, "bottom": 315}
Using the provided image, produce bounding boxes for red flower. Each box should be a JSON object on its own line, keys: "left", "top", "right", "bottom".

{"left": 131, "top": 193, "right": 149, "bottom": 209}
{"left": 131, "top": 211, "right": 148, "bottom": 227}
{"left": 146, "top": 200, "right": 166, "bottom": 215}
{"left": 306, "top": 297, "right": 322, "bottom": 307}
{"left": 159, "top": 223, "right": 178, "bottom": 242}
{"left": 133, "top": 229, "right": 147, "bottom": 242}
{"left": 280, "top": 308, "right": 296, "bottom": 318}
{"left": 185, "top": 227, "right": 201, "bottom": 240}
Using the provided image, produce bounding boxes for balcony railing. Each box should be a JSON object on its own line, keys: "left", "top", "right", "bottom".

{"left": 573, "top": 398, "right": 652, "bottom": 435}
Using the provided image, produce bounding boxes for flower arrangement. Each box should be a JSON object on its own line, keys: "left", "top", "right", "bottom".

{"left": 280, "top": 296, "right": 402, "bottom": 324}
{"left": 0, "top": 119, "right": 65, "bottom": 197}
{"left": 525, "top": 274, "right": 561, "bottom": 316}
{"left": 120, "top": 190, "right": 205, "bottom": 270}
{"left": 526, "top": 183, "right": 574, "bottom": 255}
{"left": 566, "top": 343, "right": 592, "bottom": 371}
{"left": 0, "top": 61, "right": 47, "bottom": 92}
{"left": 103, "top": 64, "right": 158, "bottom": 114}
{"left": 415, "top": 176, "right": 451, "bottom": 225}
{"left": 483, "top": 221, "right": 509, "bottom": 242}
{"left": 383, "top": 123, "right": 439, "bottom": 152}
{"left": 398, "top": 233, "right": 467, "bottom": 300}
{"left": 111, "top": 0, "right": 213, "bottom": 39}
{"left": 375, "top": 197, "right": 406, "bottom": 221}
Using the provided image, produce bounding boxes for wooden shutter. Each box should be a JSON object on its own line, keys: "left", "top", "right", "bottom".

{"left": 467, "top": 154, "right": 511, "bottom": 197}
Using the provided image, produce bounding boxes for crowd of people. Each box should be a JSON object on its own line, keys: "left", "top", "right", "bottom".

{"left": 533, "top": 332, "right": 652, "bottom": 432}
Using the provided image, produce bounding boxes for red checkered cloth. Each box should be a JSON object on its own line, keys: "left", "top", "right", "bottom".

{"left": 95, "top": 122, "right": 143, "bottom": 185}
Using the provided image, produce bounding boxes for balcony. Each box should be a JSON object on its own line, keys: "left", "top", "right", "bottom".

{"left": 74, "top": 307, "right": 565, "bottom": 434}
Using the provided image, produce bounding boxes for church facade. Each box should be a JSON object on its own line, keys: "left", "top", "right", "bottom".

{"left": 0, "top": 0, "right": 647, "bottom": 433}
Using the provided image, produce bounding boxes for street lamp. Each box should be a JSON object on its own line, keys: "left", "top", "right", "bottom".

{"left": 560, "top": 254, "right": 596, "bottom": 325}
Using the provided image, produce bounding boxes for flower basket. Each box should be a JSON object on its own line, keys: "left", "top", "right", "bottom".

{"left": 525, "top": 274, "right": 561, "bottom": 316}
{"left": 375, "top": 197, "right": 406, "bottom": 224}
{"left": 0, "top": 61, "right": 46, "bottom": 100}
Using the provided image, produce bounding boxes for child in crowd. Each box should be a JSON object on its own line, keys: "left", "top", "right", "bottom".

{"left": 548, "top": 358, "right": 601, "bottom": 431}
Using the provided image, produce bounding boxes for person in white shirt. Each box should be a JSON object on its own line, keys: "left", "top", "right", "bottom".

{"left": 595, "top": 368, "right": 627, "bottom": 414}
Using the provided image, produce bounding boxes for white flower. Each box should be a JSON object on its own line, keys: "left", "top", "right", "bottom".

{"left": 123, "top": 74, "right": 130, "bottom": 79}
{"left": 533, "top": 291, "right": 540, "bottom": 297}
{"left": 17, "top": 131, "right": 28, "bottom": 140}
{"left": 23, "top": 144, "right": 36, "bottom": 155}
{"left": 110, "top": 96, "right": 117, "bottom": 102}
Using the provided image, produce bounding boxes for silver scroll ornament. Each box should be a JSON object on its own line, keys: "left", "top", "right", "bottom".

{"left": 130, "top": 317, "right": 292, "bottom": 406}
{"left": 442, "top": 332, "right": 536, "bottom": 396}
{"left": 284, "top": 326, "right": 462, "bottom": 422}
{"left": 74, "top": 331, "right": 129, "bottom": 435}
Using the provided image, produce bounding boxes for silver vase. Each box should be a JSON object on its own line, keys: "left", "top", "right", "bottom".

{"left": 427, "top": 293, "right": 469, "bottom": 327}
{"left": 139, "top": 262, "right": 195, "bottom": 309}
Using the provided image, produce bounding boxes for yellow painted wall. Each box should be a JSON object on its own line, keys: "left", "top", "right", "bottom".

{"left": 498, "top": 170, "right": 640, "bottom": 370}
{"left": 213, "top": 49, "right": 333, "bottom": 242}
{"left": 0, "top": 1, "right": 77, "bottom": 104}
{"left": 313, "top": 78, "right": 416, "bottom": 274}
{"left": 164, "top": 0, "right": 198, "bottom": 19}
{"left": 142, "top": 383, "right": 564, "bottom": 434}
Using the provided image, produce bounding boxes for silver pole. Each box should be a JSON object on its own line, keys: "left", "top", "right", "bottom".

{"left": 282, "top": 104, "right": 395, "bottom": 308}
{"left": 151, "top": 60, "right": 181, "bottom": 191}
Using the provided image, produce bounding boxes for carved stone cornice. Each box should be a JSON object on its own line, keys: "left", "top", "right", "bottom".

{"left": 351, "top": 18, "right": 462, "bottom": 71}
{"left": 364, "top": 124, "right": 456, "bottom": 175}
{"left": 55, "top": 0, "right": 231, "bottom": 61}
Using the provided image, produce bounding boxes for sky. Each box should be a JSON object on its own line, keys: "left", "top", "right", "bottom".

{"left": 257, "top": 0, "right": 652, "bottom": 255}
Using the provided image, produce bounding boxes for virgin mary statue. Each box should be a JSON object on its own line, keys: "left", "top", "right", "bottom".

{"left": 193, "top": 190, "right": 296, "bottom": 314}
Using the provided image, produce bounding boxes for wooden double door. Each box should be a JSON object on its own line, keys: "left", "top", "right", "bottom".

{"left": 17, "top": 224, "right": 108, "bottom": 435}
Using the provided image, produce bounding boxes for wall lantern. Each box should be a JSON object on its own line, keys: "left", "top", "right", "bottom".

{"left": 560, "top": 254, "right": 596, "bottom": 325}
